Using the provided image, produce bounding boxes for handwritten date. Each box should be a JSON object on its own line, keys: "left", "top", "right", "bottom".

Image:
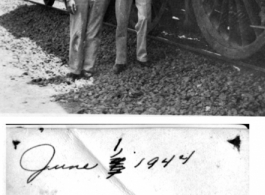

{"left": 20, "top": 141, "right": 195, "bottom": 184}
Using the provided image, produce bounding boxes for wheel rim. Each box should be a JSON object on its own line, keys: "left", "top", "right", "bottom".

{"left": 193, "top": 0, "right": 265, "bottom": 59}
{"left": 129, "top": 0, "right": 167, "bottom": 33}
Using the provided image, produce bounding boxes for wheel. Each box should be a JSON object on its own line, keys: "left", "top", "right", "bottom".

{"left": 44, "top": 0, "right": 55, "bottom": 6}
{"left": 129, "top": 0, "right": 168, "bottom": 33}
{"left": 193, "top": 0, "right": 265, "bottom": 59}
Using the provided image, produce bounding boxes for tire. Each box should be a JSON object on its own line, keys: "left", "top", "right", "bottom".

{"left": 193, "top": 0, "right": 265, "bottom": 59}
{"left": 44, "top": 0, "right": 55, "bottom": 6}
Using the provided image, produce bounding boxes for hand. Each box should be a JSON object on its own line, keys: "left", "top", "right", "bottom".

{"left": 65, "top": 0, "right": 77, "bottom": 15}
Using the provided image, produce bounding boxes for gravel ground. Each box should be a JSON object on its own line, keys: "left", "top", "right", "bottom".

{"left": 1, "top": 0, "right": 265, "bottom": 115}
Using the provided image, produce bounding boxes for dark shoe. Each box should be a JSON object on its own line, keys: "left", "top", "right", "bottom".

{"left": 113, "top": 64, "right": 127, "bottom": 74}
{"left": 137, "top": 60, "right": 151, "bottom": 67}
{"left": 81, "top": 69, "right": 95, "bottom": 79}
{"left": 66, "top": 72, "right": 81, "bottom": 83}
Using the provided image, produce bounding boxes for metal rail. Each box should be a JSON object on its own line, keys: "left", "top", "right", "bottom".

{"left": 24, "top": 0, "right": 265, "bottom": 74}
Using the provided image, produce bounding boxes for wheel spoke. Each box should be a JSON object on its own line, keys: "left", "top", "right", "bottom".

{"left": 243, "top": 0, "right": 263, "bottom": 36}
{"left": 235, "top": 0, "right": 256, "bottom": 45}
{"left": 228, "top": 0, "right": 242, "bottom": 45}
{"left": 217, "top": 0, "right": 229, "bottom": 40}
{"left": 208, "top": 0, "right": 222, "bottom": 25}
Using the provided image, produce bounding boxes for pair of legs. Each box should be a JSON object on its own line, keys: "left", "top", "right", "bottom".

{"left": 68, "top": 0, "right": 151, "bottom": 76}
{"left": 68, "top": 0, "right": 111, "bottom": 75}
{"left": 115, "top": 0, "right": 151, "bottom": 65}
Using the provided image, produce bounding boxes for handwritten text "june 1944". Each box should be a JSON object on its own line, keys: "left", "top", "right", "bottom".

{"left": 19, "top": 138, "right": 195, "bottom": 183}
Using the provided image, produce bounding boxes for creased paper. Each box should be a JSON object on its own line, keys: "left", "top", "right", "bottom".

{"left": 6, "top": 125, "right": 248, "bottom": 195}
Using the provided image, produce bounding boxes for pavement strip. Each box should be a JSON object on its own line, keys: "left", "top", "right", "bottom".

{"left": 0, "top": 48, "right": 67, "bottom": 114}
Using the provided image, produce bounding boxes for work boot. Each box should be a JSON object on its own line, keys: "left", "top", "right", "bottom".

{"left": 81, "top": 69, "right": 96, "bottom": 79}
{"left": 65, "top": 72, "right": 81, "bottom": 83}
{"left": 137, "top": 60, "right": 151, "bottom": 68}
{"left": 113, "top": 64, "right": 127, "bottom": 74}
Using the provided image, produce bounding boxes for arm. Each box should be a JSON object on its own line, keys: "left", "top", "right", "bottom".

{"left": 64, "top": 0, "right": 77, "bottom": 15}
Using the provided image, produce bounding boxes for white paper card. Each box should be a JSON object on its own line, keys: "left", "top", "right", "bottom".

{"left": 6, "top": 125, "right": 248, "bottom": 195}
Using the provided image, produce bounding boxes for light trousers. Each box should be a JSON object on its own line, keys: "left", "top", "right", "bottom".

{"left": 69, "top": 0, "right": 110, "bottom": 74}
{"left": 69, "top": 0, "right": 151, "bottom": 73}
{"left": 115, "top": 0, "right": 151, "bottom": 64}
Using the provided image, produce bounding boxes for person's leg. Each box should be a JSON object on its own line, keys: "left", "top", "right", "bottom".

{"left": 115, "top": 0, "right": 133, "bottom": 65}
{"left": 68, "top": 0, "right": 91, "bottom": 75}
{"left": 83, "top": 0, "right": 111, "bottom": 72}
{"left": 135, "top": 0, "right": 151, "bottom": 63}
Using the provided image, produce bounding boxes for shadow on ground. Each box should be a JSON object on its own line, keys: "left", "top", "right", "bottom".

{"left": 0, "top": 4, "right": 69, "bottom": 62}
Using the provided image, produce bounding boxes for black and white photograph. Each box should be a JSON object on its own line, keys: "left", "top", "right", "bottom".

{"left": 0, "top": 0, "right": 265, "bottom": 195}
{"left": 0, "top": 0, "right": 265, "bottom": 115}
